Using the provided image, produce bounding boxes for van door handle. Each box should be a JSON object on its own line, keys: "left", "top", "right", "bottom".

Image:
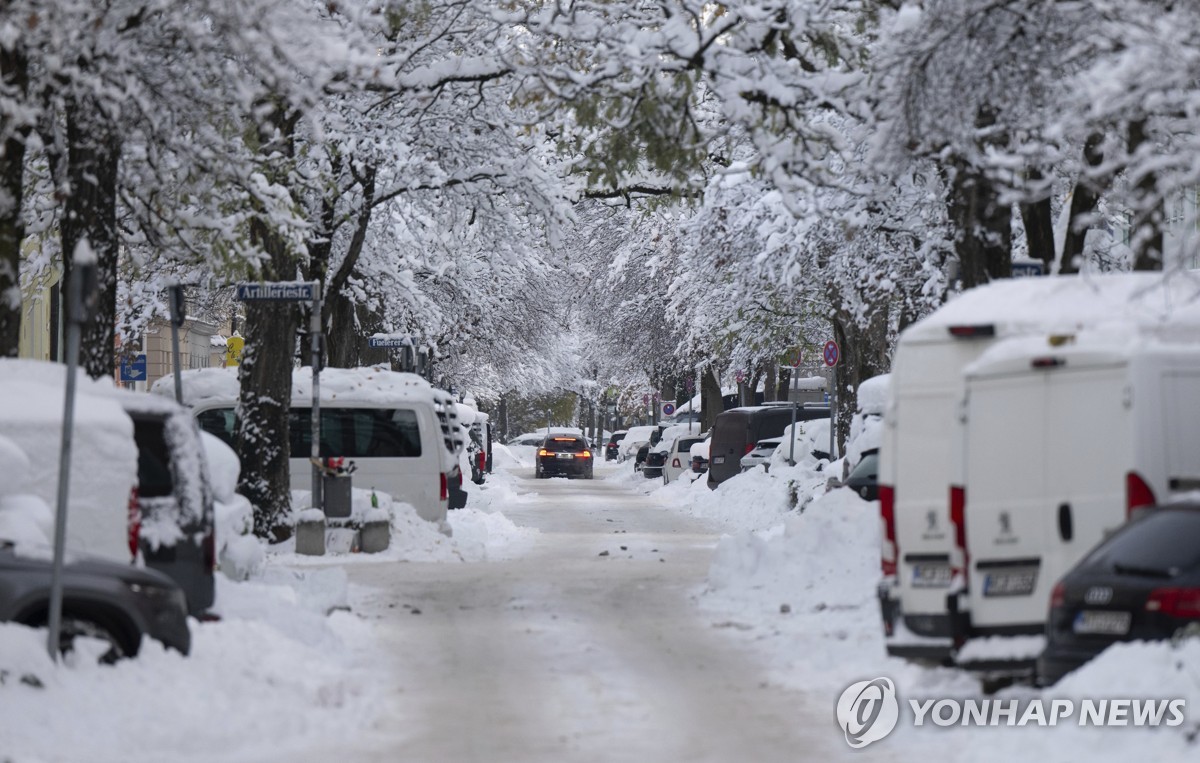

{"left": 1058, "top": 503, "right": 1073, "bottom": 541}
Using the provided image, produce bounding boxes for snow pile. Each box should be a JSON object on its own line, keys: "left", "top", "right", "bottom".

{"left": 701, "top": 488, "right": 886, "bottom": 687}
{"left": 152, "top": 365, "right": 435, "bottom": 408}
{"left": 491, "top": 442, "right": 531, "bottom": 468}
{"left": 199, "top": 432, "right": 265, "bottom": 580}
{"left": 0, "top": 572, "right": 395, "bottom": 763}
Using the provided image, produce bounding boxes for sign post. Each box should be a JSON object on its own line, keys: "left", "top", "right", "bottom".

{"left": 236, "top": 281, "right": 323, "bottom": 511}
{"left": 168, "top": 284, "right": 186, "bottom": 404}
{"left": 823, "top": 340, "right": 841, "bottom": 460}
{"left": 49, "top": 251, "right": 98, "bottom": 660}
{"left": 786, "top": 349, "right": 803, "bottom": 464}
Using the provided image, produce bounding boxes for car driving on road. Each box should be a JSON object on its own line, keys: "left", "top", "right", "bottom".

{"left": 534, "top": 436, "right": 595, "bottom": 479}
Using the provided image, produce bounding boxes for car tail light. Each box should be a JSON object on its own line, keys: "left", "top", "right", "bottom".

{"left": 672, "top": 458, "right": 681, "bottom": 468}
{"left": 950, "top": 485, "right": 969, "bottom": 583}
{"left": 127, "top": 487, "right": 141, "bottom": 561}
{"left": 1049, "top": 580, "right": 1066, "bottom": 611}
{"left": 948, "top": 324, "right": 996, "bottom": 338}
{"left": 202, "top": 527, "right": 216, "bottom": 572}
{"left": 538, "top": 448, "right": 551, "bottom": 457}
{"left": 744, "top": 443, "right": 755, "bottom": 456}
{"left": 580, "top": 450, "right": 592, "bottom": 458}
{"left": 1145, "top": 588, "right": 1200, "bottom": 619}
{"left": 477, "top": 451, "right": 486, "bottom": 472}
{"left": 457, "top": 471, "right": 463, "bottom": 487}
{"left": 1031, "top": 356, "right": 1065, "bottom": 369}
{"left": 440, "top": 473, "right": 448, "bottom": 502}
{"left": 1126, "top": 471, "right": 1156, "bottom": 518}
{"left": 880, "top": 484, "right": 897, "bottom": 577}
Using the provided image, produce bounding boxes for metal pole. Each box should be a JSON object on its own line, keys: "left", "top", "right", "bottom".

{"left": 311, "top": 290, "right": 322, "bottom": 513}
{"left": 48, "top": 264, "right": 89, "bottom": 661}
{"left": 789, "top": 385, "right": 798, "bottom": 466}
{"left": 830, "top": 365, "right": 837, "bottom": 461}
{"left": 169, "top": 284, "right": 185, "bottom": 404}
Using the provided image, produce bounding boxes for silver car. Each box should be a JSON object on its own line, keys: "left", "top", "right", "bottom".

{"left": 0, "top": 541, "right": 191, "bottom": 662}
{"left": 739, "top": 436, "right": 783, "bottom": 472}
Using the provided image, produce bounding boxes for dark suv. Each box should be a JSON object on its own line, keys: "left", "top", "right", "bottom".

{"left": 535, "top": 436, "right": 595, "bottom": 479}
{"left": 707, "top": 404, "right": 829, "bottom": 489}
{"left": 605, "top": 431, "right": 627, "bottom": 461}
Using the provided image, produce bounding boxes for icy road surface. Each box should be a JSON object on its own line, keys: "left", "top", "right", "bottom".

{"left": 302, "top": 468, "right": 863, "bottom": 762}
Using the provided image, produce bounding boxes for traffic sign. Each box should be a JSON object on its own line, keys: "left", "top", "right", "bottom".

{"left": 235, "top": 281, "right": 317, "bottom": 301}
{"left": 662, "top": 402, "right": 676, "bottom": 417}
{"left": 642, "top": 393, "right": 650, "bottom": 406}
{"left": 225, "top": 336, "right": 244, "bottom": 367}
{"left": 119, "top": 354, "right": 147, "bottom": 381}
{"left": 735, "top": 369, "right": 745, "bottom": 384}
{"left": 790, "top": 349, "right": 802, "bottom": 368}
{"left": 685, "top": 378, "right": 695, "bottom": 392}
{"left": 368, "top": 336, "right": 411, "bottom": 349}
{"left": 1011, "top": 260, "right": 1044, "bottom": 278}
{"left": 823, "top": 340, "right": 840, "bottom": 367}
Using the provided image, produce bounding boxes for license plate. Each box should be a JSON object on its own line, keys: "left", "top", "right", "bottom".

{"left": 556, "top": 453, "right": 574, "bottom": 460}
{"left": 911, "top": 564, "right": 953, "bottom": 588}
{"left": 713, "top": 456, "right": 725, "bottom": 464}
{"left": 1073, "top": 610, "right": 1132, "bottom": 636}
{"left": 983, "top": 569, "right": 1038, "bottom": 597}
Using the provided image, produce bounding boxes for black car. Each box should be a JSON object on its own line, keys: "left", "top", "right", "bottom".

{"left": 534, "top": 436, "right": 595, "bottom": 479}
{"left": 0, "top": 541, "right": 191, "bottom": 662}
{"left": 605, "top": 431, "right": 628, "bottom": 461}
{"left": 634, "top": 442, "right": 652, "bottom": 472}
{"left": 1038, "top": 504, "right": 1200, "bottom": 686}
{"left": 844, "top": 449, "right": 879, "bottom": 501}
{"left": 643, "top": 447, "right": 668, "bottom": 479}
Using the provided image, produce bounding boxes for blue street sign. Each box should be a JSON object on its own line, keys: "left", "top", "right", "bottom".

{"left": 1011, "top": 260, "right": 1044, "bottom": 278}
{"left": 119, "top": 354, "right": 147, "bottom": 382}
{"left": 235, "top": 282, "right": 316, "bottom": 301}
{"left": 368, "top": 337, "right": 411, "bottom": 349}
{"left": 662, "top": 403, "right": 676, "bottom": 416}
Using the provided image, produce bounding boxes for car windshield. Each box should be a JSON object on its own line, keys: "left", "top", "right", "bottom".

{"left": 543, "top": 437, "right": 586, "bottom": 453}
{"left": 848, "top": 451, "right": 879, "bottom": 481}
{"left": 1086, "top": 508, "right": 1200, "bottom": 577}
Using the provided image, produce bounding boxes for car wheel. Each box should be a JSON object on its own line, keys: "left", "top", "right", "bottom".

{"left": 46, "top": 614, "right": 135, "bottom": 664}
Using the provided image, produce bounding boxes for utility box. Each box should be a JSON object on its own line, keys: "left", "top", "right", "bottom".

{"left": 323, "top": 473, "right": 352, "bottom": 518}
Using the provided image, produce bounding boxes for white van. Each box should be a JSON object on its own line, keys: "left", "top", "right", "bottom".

{"left": 160, "top": 366, "right": 462, "bottom": 526}
{"left": 956, "top": 327, "right": 1200, "bottom": 656}
{"left": 878, "top": 272, "right": 1200, "bottom": 659}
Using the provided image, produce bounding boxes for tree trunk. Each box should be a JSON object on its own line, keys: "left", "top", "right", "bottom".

{"left": 948, "top": 158, "right": 1013, "bottom": 288}
{"left": 762, "top": 364, "right": 777, "bottom": 402}
{"left": 60, "top": 98, "right": 120, "bottom": 379}
{"left": 1128, "top": 120, "right": 1163, "bottom": 272}
{"left": 700, "top": 366, "right": 722, "bottom": 432}
{"left": 325, "top": 291, "right": 388, "bottom": 368}
{"left": 1018, "top": 170, "right": 1054, "bottom": 272}
{"left": 0, "top": 45, "right": 28, "bottom": 358}
{"left": 776, "top": 367, "right": 792, "bottom": 402}
{"left": 1060, "top": 133, "right": 1105, "bottom": 275}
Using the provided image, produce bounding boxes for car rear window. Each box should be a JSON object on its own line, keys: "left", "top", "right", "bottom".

{"left": 849, "top": 451, "right": 879, "bottom": 481}
{"left": 543, "top": 437, "right": 586, "bottom": 453}
{"left": 196, "top": 408, "right": 236, "bottom": 447}
{"left": 132, "top": 417, "right": 174, "bottom": 498}
{"left": 1086, "top": 509, "right": 1200, "bottom": 576}
{"left": 678, "top": 437, "right": 704, "bottom": 452}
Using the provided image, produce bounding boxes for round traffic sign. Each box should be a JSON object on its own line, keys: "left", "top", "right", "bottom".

{"left": 642, "top": 393, "right": 650, "bottom": 406}
{"left": 685, "top": 378, "right": 695, "bottom": 392}
{"left": 791, "top": 349, "right": 802, "bottom": 368}
{"left": 823, "top": 340, "right": 840, "bottom": 367}
{"left": 662, "top": 403, "right": 676, "bottom": 416}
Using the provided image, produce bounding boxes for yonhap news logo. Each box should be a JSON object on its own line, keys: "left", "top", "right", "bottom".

{"left": 836, "top": 678, "right": 900, "bottom": 748}
{"left": 835, "top": 677, "right": 1188, "bottom": 748}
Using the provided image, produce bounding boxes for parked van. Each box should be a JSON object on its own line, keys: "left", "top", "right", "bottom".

{"left": 160, "top": 366, "right": 462, "bottom": 527}
{"left": 707, "top": 404, "right": 829, "bottom": 488}
{"left": 0, "top": 359, "right": 216, "bottom": 617}
{"left": 879, "top": 271, "right": 1200, "bottom": 660}
{"left": 955, "top": 327, "right": 1200, "bottom": 665}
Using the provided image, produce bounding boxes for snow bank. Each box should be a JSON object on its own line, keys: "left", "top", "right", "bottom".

{"left": 152, "top": 365, "right": 436, "bottom": 408}
{"left": 0, "top": 571, "right": 394, "bottom": 763}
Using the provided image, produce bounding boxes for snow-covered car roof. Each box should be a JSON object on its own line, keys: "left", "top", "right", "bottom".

{"left": 153, "top": 366, "right": 438, "bottom": 408}
{"left": 902, "top": 271, "right": 1200, "bottom": 345}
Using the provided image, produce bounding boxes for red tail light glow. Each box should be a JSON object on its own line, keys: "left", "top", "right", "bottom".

{"left": 744, "top": 443, "right": 755, "bottom": 456}
{"left": 948, "top": 324, "right": 996, "bottom": 338}
{"left": 1049, "top": 581, "right": 1066, "bottom": 611}
{"left": 580, "top": 450, "right": 592, "bottom": 458}
{"left": 127, "top": 487, "right": 141, "bottom": 561}
{"left": 440, "top": 473, "right": 448, "bottom": 502}
{"left": 880, "top": 484, "right": 897, "bottom": 577}
{"left": 1126, "top": 471, "right": 1156, "bottom": 518}
{"left": 950, "top": 485, "right": 968, "bottom": 583}
{"left": 477, "top": 451, "right": 486, "bottom": 472}
{"left": 538, "top": 448, "right": 551, "bottom": 457}
{"left": 1146, "top": 588, "right": 1200, "bottom": 619}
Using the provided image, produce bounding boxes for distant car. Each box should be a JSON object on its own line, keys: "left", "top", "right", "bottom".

{"left": 690, "top": 437, "right": 711, "bottom": 475}
{"left": 739, "top": 437, "right": 783, "bottom": 472}
{"left": 534, "top": 436, "right": 595, "bottom": 479}
{"left": 1038, "top": 504, "right": 1200, "bottom": 686}
{"left": 0, "top": 541, "right": 191, "bottom": 662}
{"left": 605, "top": 431, "right": 628, "bottom": 461}
{"left": 643, "top": 445, "right": 668, "bottom": 479}
{"left": 618, "top": 426, "right": 660, "bottom": 462}
{"left": 509, "top": 432, "right": 548, "bottom": 447}
{"left": 708, "top": 405, "right": 829, "bottom": 489}
{"left": 844, "top": 449, "right": 879, "bottom": 501}
{"left": 663, "top": 434, "right": 706, "bottom": 485}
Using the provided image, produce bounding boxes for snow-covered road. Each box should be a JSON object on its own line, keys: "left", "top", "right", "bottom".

{"left": 295, "top": 469, "right": 858, "bottom": 762}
